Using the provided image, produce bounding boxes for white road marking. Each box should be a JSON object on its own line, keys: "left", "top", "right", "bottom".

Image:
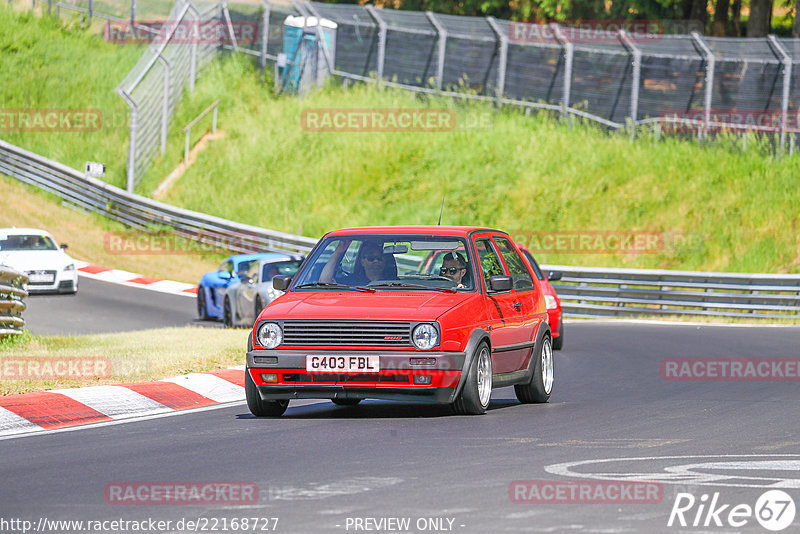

{"left": 0, "top": 406, "right": 44, "bottom": 435}
{"left": 162, "top": 373, "right": 245, "bottom": 403}
{"left": 51, "top": 385, "right": 171, "bottom": 418}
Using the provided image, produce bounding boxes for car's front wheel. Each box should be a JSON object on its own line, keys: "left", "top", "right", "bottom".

{"left": 245, "top": 370, "right": 289, "bottom": 417}
{"left": 197, "top": 286, "right": 209, "bottom": 320}
{"left": 453, "top": 341, "right": 492, "bottom": 415}
{"left": 223, "top": 297, "right": 233, "bottom": 328}
{"left": 515, "top": 334, "right": 553, "bottom": 403}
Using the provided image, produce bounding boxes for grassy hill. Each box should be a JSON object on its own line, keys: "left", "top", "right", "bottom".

{"left": 3, "top": 4, "right": 799, "bottom": 274}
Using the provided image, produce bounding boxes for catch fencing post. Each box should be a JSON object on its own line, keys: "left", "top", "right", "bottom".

{"left": 221, "top": 0, "right": 239, "bottom": 53}
{"left": 154, "top": 50, "right": 171, "bottom": 156}
{"left": 768, "top": 35, "right": 792, "bottom": 152}
{"left": 426, "top": 11, "right": 446, "bottom": 91}
{"left": 130, "top": 0, "right": 136, "bottom": 28}
{"left": 618, "top": 30, "right": 641, "bottom": 137}
{"left": 486, "top": 16, "right": 508, "bottom": 106}
{"left": 692, "top": 32, "right": 714, "bottom": 139}
{"left": 186, "top": 2, "right": 200, "bottom": 92}
{"left": 365, "top": 5, "right": 387, "bottom": 81}
{"left": 117, "top": 89, "right": 138, "bottom": 193}
{"left": 550, "top": 23, "right": 573, "bottom": 121}
{"left": 260, "top": 0, "right": 270, "bottom": 71}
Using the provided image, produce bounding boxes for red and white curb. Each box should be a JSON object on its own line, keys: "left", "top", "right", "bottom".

{"left": 75, "top": 260, "right": 198, "bottom": 297}
{"left": 0, "top": 366, "right": 246, "bottom": 437}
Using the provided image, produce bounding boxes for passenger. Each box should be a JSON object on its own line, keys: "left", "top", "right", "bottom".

{"left": 440, "top": 251, "right": 468, "bottom": 288}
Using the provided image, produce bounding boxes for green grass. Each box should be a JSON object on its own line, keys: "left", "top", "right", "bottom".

{"left": 4, "top": 4, "right": 800, "bottom": 273}
{"left": 143, "top": 54, "right": 800, "bottom": 273}
{"left": 0, "top": 4, "right": 143, "bottom": 187}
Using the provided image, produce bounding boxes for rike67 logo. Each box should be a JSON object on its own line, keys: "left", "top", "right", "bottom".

{"left": 668, "top": 490, "right": 796, "bottom": 531}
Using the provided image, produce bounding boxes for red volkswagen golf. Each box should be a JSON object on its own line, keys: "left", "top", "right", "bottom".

{"left": 245, "top": 226, "right": 554, "bottom": 416}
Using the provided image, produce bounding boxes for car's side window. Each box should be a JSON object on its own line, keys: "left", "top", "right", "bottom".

{"left": 494, "top": 237, "right": 535, "bottom": 291}
{"left": 523, "top": 250, "right": 546, "bottom": 281}
{"left": 247, "top": 262, "right": 260, "bottom": 283}
{"left": 474, "top": 238, "right": 506, "bottom": 291}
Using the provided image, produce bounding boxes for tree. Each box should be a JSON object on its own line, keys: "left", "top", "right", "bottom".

{"left": 747, "top": 0, "right": 773, "bottom": 36}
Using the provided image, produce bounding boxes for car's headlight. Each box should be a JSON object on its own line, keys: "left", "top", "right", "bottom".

{"left": 411, "top": 323, "right": 439, "bottom": 351}
{"left": 64, "top": 264, "right": 75, "bottom": 271}
{"left": 544, "top": 295, "right": 558, "bottom": 310}
{"left": 257, "top": 322, "right": 283, "bottom": 349}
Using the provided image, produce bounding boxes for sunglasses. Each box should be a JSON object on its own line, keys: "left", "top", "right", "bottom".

{"left": 364, "top": 255, "right": 385, "bottom": 262}
{"left": 440, "top": 267, "right": 463, "bottom": 275}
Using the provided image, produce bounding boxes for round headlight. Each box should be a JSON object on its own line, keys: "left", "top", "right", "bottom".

{"left": 412, "top": 323, "right": 439, "bottom": 351}
{"left": 257, "top": 322, "right": 283, "bottom": 349}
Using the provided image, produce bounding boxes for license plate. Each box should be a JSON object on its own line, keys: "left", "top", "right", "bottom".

{"left": 29, "top": 273, "right": 54, "bottom": 283}
{"left": 306, "top": 355, "right": 380, "bottom": 373}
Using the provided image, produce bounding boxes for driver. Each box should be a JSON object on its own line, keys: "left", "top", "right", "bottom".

{"left": 321, "top": 240, "right": 390, "bottom": 285}
{"left": 440, "top": 252, "right": 467, "bottom": 288}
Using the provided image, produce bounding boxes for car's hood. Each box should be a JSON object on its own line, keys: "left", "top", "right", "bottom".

{"left": 0, "top": 250, "right": 74, "bottom": 272}
{"left": 262, "top": 290, "right": 475, "bottom": 322}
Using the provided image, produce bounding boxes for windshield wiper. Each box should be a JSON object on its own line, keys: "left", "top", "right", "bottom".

{"left": 294, "top": 282, "right": 375, "bottom": 293}
{"left": 369, "top": 282, "right": 457, "bottom": 293}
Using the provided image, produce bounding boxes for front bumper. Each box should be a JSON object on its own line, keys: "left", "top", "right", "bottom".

{"left": 247, "top": 349, "right": 466, "bottom": 404}
{"left": 25, "top": 270, "right": 78, "bottom": 294}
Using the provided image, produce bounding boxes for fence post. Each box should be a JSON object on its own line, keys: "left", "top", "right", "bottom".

{"left": 186, "top": 2, "right": 200, "bottom": 92}
{"left": 221, "top": 0, "right": 239, "bottom": 53}
{"left": 692, "top": 32, "right": 714, "bottom": 139}
{"left": 88, "top": 0, "right": 92, "bottom": 21}
{"left": 304, "top": 1, "right": 335, "bottom": 80}
{"left": 486, "top": 16, "right": 508, "bottom": 106}
{"left": 618, "top": 30, "right": 641, "bottom": 137}
{"left": 768, "top": 35, "right": 792, "bottom": 152}
{"left": 130, "top": 0, "right": 136, "bottom": 28}
{"left": 118, "top": 89, "right": 138, "bottom": 193}
{"left": 550, "top": 23, "right": 573, "bottom": 120}
{"left": 154, "top": 51, "right": 170, "bottom": 156}
{"left": 365, "top": 5, "right": 387, "bottom": 81}
{"left": 260, "top": 0, "right": 270, "bottom": 71}
{"left": 426, "top": 11, "right": 446, "bottom": 91}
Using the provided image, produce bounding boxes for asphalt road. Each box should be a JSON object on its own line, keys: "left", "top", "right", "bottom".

{"left": 2, "top": 322, "right": 799, "bottom": 533}
{"left": 23, "top": 277, "right": 213, "bottom": 335}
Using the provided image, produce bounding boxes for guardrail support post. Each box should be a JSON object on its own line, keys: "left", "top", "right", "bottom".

{"left": 692, "top": 32, "right": 714, "bottom": 140}
{"left": 768, "top": 35, "right": 792, "bottom": 152}
{"left": 486, "top": 16, "right": 508, "bottom": 106}
{"left": 365, "top": 5, "right": 387, "bottom": 82}
{"left": 426, "top": 11, "right": 446, "bottom": 91}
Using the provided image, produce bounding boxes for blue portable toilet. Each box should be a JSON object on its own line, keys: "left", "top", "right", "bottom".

{"left": 281, "top": 16, "right": 337, "bottom": 95}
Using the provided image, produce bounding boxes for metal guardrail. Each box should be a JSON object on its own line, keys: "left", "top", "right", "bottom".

{"left": 0, "top": 138, "right": 317, "bottom": 255}
{"left": 542, "top": 264, "right": 800, "bottom": 320}
{"left": 0, "top": 266, "right": 28, "bottom": 337}
{"left": 2, "top": 136, "right": 799, "bottom": 320}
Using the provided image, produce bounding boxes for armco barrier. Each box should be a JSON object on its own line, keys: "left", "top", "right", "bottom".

{"left": 0, "top": 139, "right": 317, "bottom": 256}
{"left": 1, "top": 136, "right": 799, "bottom": 320}
{"left": 0, "top": 266, "right": 28, "bottom": 337}
{"left": 543, "top": 265, "right": 800, "bottom": 320}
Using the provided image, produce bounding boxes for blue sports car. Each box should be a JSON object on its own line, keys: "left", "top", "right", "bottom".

{"left": 198, "top": 253, "right": 288, "bottom": 321}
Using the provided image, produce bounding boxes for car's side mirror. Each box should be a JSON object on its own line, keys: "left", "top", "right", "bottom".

{"left": 219, "top": 271, "right": 232, "bottom": 280}
{"left": 60, "top": 243, "right": 68, "bottom": 250}
{"left": 547, "top": 271, "right": 563, "bottom": 282}
{"left": 489, "top": 275, "right": 513, "bottom": 292}
{"left": 273, "top": 275, "right": 292, "bottom": 291}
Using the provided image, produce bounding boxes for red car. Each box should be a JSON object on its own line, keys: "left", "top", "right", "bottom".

{"left": 245, "top": 226, "right": 554, "bottom": 416}
{"left": 520, "top": 247, "right": 564, "bottom": 351}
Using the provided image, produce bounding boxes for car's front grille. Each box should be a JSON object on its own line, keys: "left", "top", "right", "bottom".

{"left": 282, "top": 321, "right": 412, "bottom": 347}
{"left": 282, "top": 373, "right": 410, "bottom": 383}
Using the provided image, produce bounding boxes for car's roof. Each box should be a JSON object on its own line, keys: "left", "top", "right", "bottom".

{"left": 257, "top": 254, "right": 304, "bottom": 265}
{"left": 326, "top": 226, "right": 507, "bottom": 237}
{"left": 0, "top": 228, "right": 54, "bottom": 236}
{"left": 228, "top": 252, "right": 291, "bottom": 262}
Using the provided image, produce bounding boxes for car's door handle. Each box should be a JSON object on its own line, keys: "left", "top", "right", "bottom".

{"left": 512, "top": 302, "right": 522, "bottom": 310}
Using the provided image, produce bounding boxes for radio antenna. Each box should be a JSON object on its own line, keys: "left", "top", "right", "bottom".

{"left": 437, "top": 195, "right": 445, "bottom": 226}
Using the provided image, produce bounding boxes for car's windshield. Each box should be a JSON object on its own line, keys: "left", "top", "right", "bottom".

{"left": 293, "top": 235, "right": 475, "bottom": 291}
{"left": 262, "top": 260, "right": 303, "bottom": 282}
{"left": 0, "top": 234, "right": 57, "bottom": 251}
